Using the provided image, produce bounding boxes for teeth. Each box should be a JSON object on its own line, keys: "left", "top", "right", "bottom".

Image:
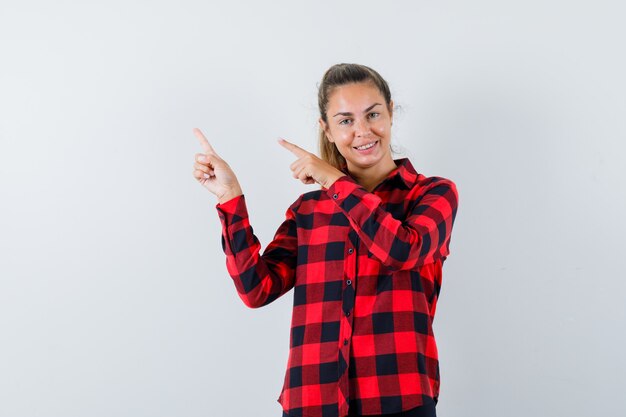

{"left": 355, "top": 141, "right": 376, "bottom": 150}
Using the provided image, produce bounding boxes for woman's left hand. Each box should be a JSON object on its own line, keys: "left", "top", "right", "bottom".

{"left": 278, "top": 138, "right": 345, "bottom": 189}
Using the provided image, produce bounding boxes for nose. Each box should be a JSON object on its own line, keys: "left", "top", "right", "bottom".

{"left": 353, "top": 117, "right": 371, "bottom": 137}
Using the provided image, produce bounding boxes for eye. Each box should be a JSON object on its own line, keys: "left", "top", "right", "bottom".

{"left": 339, "top": 113, "right": 380, "bottom": 125}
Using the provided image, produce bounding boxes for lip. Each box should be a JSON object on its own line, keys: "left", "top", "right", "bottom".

{"left": 352, "top": 139, "right": 378, "bottom": 151}
{"left": 353, "top": 140, "right": 379, "bottom": 153}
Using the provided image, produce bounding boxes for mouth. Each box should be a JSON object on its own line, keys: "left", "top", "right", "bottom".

{"left": 353, "top": 140, "right": 379, "bottom": 152}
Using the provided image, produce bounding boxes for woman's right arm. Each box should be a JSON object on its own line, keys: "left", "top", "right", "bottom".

{"left": 215, "top": 194, "right": 301, "bottom": 308}
{"left": 192, "top": 128, "right": 299, "bottom": 308}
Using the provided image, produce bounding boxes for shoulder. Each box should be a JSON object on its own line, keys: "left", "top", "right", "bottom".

{"left": 410, "top": 173, "right": 459, "bottom": 207}
{"left": 286, "top": 189, "right": 324, "bottom": 214}
{"left": 414, "top": 172, "right": 457, "bottom": 193}
{"left": 416, "top": 173, "right": 456, "bottom": 188}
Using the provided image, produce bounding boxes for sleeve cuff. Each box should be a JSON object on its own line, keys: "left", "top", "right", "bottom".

{"left": 215, "top": 194, "right": 247, "bottom": 225}
{"left": 325, "top": 175, "right": 382, "bottom": 214}
{"left": 325, "top": 175, "right": 362, "bottom": 205}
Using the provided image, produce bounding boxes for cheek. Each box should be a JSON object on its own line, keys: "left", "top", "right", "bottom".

{"left": 373, "top": 122, "right": 389, "bottom": 136}
{"left": 334, "top": 132, "right": 352, "bottom": 146}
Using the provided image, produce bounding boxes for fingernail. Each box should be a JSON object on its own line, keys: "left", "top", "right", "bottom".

{"left": 198, "top": 155, "right": 206, "bottom": 162}
{"left": 203, "top": 173, "right": 209, "bottom": 178}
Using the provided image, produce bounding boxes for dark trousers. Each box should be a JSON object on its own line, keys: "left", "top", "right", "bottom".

{"left": 282, "top": 400, "right": 436, "bottom": 417}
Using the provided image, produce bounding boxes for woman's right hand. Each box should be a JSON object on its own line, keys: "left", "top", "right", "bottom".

{"left": 192, "top": 128, "right": 243, "bottom": 204}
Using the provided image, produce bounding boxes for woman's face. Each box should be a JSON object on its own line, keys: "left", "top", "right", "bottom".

{"left": 320, "top": 81, "right": 393, "bottom": 170}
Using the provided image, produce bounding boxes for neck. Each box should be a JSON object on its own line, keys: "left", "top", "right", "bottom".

{"left": 346, "top": 157, "right": 398, "bottom": 192}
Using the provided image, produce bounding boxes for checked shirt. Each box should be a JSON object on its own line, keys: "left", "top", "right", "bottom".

{"left": 215, "top": 158, "right": 458, "bottom": 417}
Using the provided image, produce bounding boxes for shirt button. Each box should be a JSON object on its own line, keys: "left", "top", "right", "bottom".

{"left": 346, "top": 311, "right": 350, "bottom": 317}
{"left": 348, "top": 248, "right": 353, "bottom": 254}
{"left": 346, "top": 280, "right": 352, "bottom": 286}
{"left": 343, "top": 339, "right": 348, "bottom": 345}
{"left": 333, "top": 193, "right": 338, "bottom": 199}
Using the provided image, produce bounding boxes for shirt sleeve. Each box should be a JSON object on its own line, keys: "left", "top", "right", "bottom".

{"left": 215, "top": 193, "right": 301, "bottom": 308}
{"left": 325, "top": 175, "right": 458, "bottom": 271}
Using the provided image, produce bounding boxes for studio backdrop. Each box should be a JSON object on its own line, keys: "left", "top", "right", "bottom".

{"left": 0, "top": 1, "right": 624, "bottom": 416}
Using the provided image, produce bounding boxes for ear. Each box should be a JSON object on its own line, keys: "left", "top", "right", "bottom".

{"left": 319, "top": 118, "right": 333, "bottom": 143}
{"left": 389, "top": 100, "right": 394, "bottom": 125}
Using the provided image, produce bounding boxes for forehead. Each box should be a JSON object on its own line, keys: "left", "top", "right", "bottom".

{"left": 327, "top": 82, "right": 384, "bottom": 110}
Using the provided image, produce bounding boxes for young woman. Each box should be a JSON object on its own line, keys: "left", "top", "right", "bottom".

{"left": 192, "top": 63, "right": 459, "bottom": 417}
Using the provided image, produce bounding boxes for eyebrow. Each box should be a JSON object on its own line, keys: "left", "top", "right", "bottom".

{"left": 333, "top": 103, "right": 382, "bottom": 118}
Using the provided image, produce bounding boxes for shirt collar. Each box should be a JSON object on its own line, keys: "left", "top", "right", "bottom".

{"left": 339, "top": 157, "right": 419, "bottom": 190}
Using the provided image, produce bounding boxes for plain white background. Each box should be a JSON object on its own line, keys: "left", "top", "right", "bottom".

{"left": 1, "top": 1, "right": 625, "bottom": 416}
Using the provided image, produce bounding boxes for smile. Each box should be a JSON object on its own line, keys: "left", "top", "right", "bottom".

{"left": 353, "top": 140, "right": 378, "bottom": 150}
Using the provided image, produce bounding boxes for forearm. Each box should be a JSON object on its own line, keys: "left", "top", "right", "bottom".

{"left": 325, "top": 176, "right": 458, "bottom": 270}
{"left": 215, "top": 194, "right": 299, "bottom": 308}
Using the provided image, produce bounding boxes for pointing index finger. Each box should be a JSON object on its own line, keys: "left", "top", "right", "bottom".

{"left": 193, "top": 128, "right": 216, "bottom": 154}
{"left": 278, "top": 137, "right": 308, "bottom": 157}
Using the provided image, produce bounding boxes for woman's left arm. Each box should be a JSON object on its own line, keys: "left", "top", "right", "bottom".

{"left": 276, "top": 138, "right": 458, "bottom": 271}
{"left": 325, "top": 175, "right": 459, "bottom": 271}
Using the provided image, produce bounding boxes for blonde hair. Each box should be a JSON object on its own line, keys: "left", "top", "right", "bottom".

{"left": 317, "top": 63, "right": 398, "bottom": 187}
